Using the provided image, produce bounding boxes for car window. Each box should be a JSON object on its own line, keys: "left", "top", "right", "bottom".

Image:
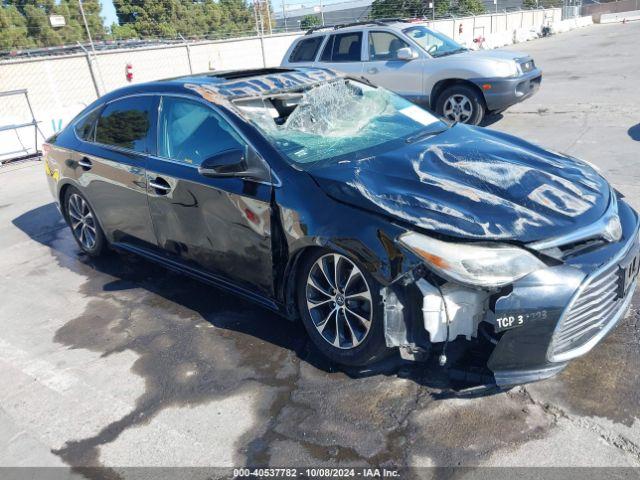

{"left": 320, "top": 35, "right": 334, "bottom": 61}
{"left": 368, "top": 31, "right": 410, "bottom": 61}
{"left": 95, "top": 96, "right": 154, "bottom": 153}
{"left": 158, "top": 96, "right": 245, "bottom": 166}
{"left": 74, "top": 108, "right": 100, "bottom": 142}
{"left": 320, "top": 32, "right": 362, "bottom": 62}
{"left": 403, "top": 26, "right": 465, "bottom": 58}
{"left": 289, "top": 36, "right": 324, "bottom": 63}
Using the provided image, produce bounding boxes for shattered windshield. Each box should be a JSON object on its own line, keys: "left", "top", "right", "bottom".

{"left": 403, "top": 26, "right": 466, "bottom": 58}
{"left": 234, "top": 79, "right": 445, "bottom": 166}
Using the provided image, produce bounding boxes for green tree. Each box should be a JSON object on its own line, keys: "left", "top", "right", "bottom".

{"left": 456, "top": 0, "right": 485, "bottom": 15}
{"left": 1, "top": 0, "right": 105, "bottom": 48}
{"left": 300, "top": 14, "right": 320, "bottom": 29}
{"left": 111, "top": 0, "right": 255, "bottom": 39}
{"left": 218, "top": 0, "right": 254, "bottom": 36}
{"left": 0, "top": 5, "right": 33, "bottom": 49}
{"left": 110, "top": 21, "right": 137, "bottom": 39}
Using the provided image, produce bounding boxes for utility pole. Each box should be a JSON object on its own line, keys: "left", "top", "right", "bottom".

{"left": 78, "top": 0, "right": 96, "bottom": 54}
{"left": 266, "top": 0, "right": 272, "bottom": 35}
{"left": 320, "top": 0, "right": 325, "bottom": 25}
{"left": 78, "top": 0, "right": 106, "bottom": 94}
{"left": 253, "top": 0, "right": 262, "bottom": 35}
{"left": 282, "top": 0, "right": 287, "bottom": 32}
{"left": 253, "top": 0, "right": 267, "bottom": 66}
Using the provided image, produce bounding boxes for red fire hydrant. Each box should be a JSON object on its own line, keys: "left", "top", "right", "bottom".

{"left": 125, "top": 63, "right": 133, "bottom": 82}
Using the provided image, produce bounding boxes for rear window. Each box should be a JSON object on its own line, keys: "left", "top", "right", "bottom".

{"left": 319, "top": 32, "right": 362, "bottom": 63}
{"left": 74, "top": 108, "right": 100, "bottom": 141}
{"left": 289, "top": 37, "right": 324, "bottom": 63}
{"left": 95, "top": 96, "right": 154, "bottom": 153}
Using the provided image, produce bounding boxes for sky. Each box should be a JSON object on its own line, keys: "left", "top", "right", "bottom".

{"left": 100, "top": 0, "right": 294, "bottom": 27}
{"left": 100, "top": 0, "right": 118, "bottom": 26}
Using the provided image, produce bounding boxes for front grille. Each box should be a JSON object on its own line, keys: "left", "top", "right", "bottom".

{"left": 549, "top": 240, "right": 639, "bottom": 362}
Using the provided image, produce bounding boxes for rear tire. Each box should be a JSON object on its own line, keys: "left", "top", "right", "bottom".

{"left": 297, "top": 249, "right": 390, "bottom": 367}
{"left": 63, "top": 187, "right": 106, "bottom": 257}
{"left": 436, "top": 84, "right": 485, "bottom": 126}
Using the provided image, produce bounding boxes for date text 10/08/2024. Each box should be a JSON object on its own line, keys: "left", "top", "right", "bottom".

{"left": 233, "top": 468, "right": 401, "bottom": 477}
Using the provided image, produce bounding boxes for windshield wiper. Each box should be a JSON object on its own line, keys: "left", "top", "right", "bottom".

{"left": 405, "top": 125, "right": 451, "bottom": 143}
{"left": 433, "top": 47, "right": 468, "bottom": 58}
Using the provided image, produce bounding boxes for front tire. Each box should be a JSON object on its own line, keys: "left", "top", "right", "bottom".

{"left": 63, "top": 187, "right": 106, "bottom": 257}
{"left": 297, "top": 250, "right": 390, "bottom": 367}
{"left": 436, "top": 84, "right": 485, "bottom": 125}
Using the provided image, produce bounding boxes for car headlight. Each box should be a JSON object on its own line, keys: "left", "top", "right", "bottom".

{"left": 493, "top": 61, "right": 520, "bottom": 78}
{"left": 399, "top": 232, "right": 545, "bottom": 288}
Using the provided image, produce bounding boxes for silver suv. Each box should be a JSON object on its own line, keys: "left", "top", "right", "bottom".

{"left": 281, "top": 19, "right": 542, "bottom": 125}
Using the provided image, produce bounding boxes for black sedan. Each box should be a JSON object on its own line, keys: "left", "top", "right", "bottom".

{"left": 43, "top": 67, "right": 640, "bottom": 386}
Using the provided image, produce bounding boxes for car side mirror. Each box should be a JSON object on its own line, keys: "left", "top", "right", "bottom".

{"left": 198, "top": 148, "right": 248, "bottom": 178}
{"left": 396, "top": 47, "right": 418, "bottom": 61}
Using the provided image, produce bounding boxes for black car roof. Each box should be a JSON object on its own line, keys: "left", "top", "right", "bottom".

{"left": 99, "top": 67, "right": 341, "bottom": 104}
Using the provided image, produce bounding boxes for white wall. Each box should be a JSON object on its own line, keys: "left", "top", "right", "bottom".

{"left": 0, "top": 8, "right": 567, "bottom": 161}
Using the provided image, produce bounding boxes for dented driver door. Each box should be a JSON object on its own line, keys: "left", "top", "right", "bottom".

{"left": 146, "top": 95, "right": 275, "bottom": 297}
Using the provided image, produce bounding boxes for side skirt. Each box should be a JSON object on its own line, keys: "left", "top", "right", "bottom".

{"left": 112, "top": 241, "right": 283, "bottom": 314}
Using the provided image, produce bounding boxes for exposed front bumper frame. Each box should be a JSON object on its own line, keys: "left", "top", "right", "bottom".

{"left": 383, "top": 198, "right": 639, "bottom": 387}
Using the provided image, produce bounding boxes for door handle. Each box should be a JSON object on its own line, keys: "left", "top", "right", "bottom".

{"left": 367, "top": 67, "right": 379, "bottom": 74}
{"left": 149, "top": 177, "right": 172, "bottom": 195}
{"left": 78, "top": 157, "right": 92, "bottom": 170}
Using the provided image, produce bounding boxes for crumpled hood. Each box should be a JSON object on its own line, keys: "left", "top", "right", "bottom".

{"left": 308, "top": 125, "right": 610, "bottom": 243}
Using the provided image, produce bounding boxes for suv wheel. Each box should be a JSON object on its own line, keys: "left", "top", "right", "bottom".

{"left": 436, "top": 85, "right": 485, "bottom": 125}
{"left": 64, "top": 187, "right": 106, "bottom": 257}
{"left": 297, "top": 250, "right": 390, "bottom": 367}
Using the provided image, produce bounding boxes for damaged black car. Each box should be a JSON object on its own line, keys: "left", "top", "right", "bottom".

{"left": 43, "top": 67, "right": 640, "bottom": 386}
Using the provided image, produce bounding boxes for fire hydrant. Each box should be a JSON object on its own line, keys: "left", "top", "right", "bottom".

{"left": 125, "top": 63, "right": 133, "bottom": 82}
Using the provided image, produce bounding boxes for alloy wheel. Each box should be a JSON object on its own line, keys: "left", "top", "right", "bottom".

{"left": 305, "top": 253, "right": 373, "bottom": 350}
{"left": 443, "top": 94, "right": 473, "bottom": 123}
{"left": 67, "top": 193, "right": 97, "bottom": 251}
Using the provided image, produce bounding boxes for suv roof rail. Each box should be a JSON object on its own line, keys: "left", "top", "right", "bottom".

{"left": 304, "top": 18, "right": 407, "bottom": 35}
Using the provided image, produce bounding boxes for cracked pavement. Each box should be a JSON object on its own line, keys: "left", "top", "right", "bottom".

{"left": 1, "top": 21, "right": 639, "bottom": 473}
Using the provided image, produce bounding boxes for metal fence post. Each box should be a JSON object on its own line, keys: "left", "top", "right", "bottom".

{"left": 259, "top": 36, "right": 267, "bottom": 67}
{"left": 179, "top": 34, "right": 194, "bottom": 74}
{"left": 78, "top": 42, "right": 101, "bottom": 98}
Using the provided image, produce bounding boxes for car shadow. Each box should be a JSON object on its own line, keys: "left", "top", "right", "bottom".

{"left": 628, "top": 123, "right": 640, "bottom": 141}
{"left": 480, "top": 112, "right": 504, "bottom": 127}
{"left": 12, "top": 202, "right": 500, "bottom": 396}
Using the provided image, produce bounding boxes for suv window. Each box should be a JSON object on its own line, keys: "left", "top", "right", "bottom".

{"left": 289, "top": 36, "right": 324, "bottom": 63}
{"left": 320, "top": 32, "right": 362, "bottom": 62}
{"left": 368, "top": 31, "right": 410, "bottom": 61}
{"left": 75, "top": 108, "right": 100, "bottom": 141}
{"left": 95, "top": 96, "right": 154, "bottom": 153}
{"left": 159, "top": 96, "right": 244, "bottom": 166}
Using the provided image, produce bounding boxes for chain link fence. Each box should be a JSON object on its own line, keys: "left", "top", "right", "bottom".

{"left": 1, "top": 7, "right": 566, "bottom": 161}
